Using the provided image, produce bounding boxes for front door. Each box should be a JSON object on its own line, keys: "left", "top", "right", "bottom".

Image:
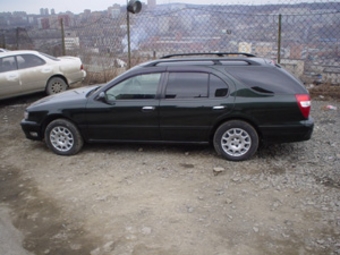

{"left": 85, "top": 72, "right": 163, "bottom": 142}
{"left": 0, "top": 56, "right": 21, "bottom": 99}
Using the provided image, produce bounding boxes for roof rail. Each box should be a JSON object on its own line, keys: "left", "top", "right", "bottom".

{"left": 160, "top": 52, "right": 256, "bottom": 59}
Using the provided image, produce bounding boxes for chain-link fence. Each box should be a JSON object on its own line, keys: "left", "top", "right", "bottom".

{"left": 1, "top": 1, "right": 340, "bottom": 86}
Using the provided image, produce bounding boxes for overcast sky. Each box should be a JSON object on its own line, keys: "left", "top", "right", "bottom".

{"left": 0, "top": 0, "right": 287, "bottom": 15}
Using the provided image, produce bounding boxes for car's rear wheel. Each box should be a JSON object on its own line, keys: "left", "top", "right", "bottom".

{"left": 44, "top": 119, "right": 83, "bottom": 155}
{"left": 213, "top": 120, "right": 258, "bottom": 161}
{"left": 46, "top": 77, "right": 68, "bottom": 95}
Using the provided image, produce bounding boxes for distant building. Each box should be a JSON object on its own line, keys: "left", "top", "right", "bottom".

{"left": 38, "top": 17, "right": 50, "bottom": 29}
{"left": 238, "top": 42, "right": 252, "bottom": 53}
{"left": 84, "top": 9, "right": 91, "bottom": 16}
{"left": 40, "top": 8, "right": 49, "bottom": 16}
{"left": 51, "top": 9, "right": 56, "bottom": 15}
{"left": 148, "top": 0, "right": 156, "bottom": 8}
{"left": 58, "top": 15, "right": 71, "bottom": 27}
{"left": 108, "top": 6, "right": 120, "bottom": 19}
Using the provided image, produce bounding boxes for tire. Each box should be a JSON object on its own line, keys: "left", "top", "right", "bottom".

{"left": 213, "top": 120, "right": 259, "bottom": 161}
{"left": 44, "top": 119, "right": 83, "bottom": 155}
{"left": 46, "top": 77, "right": 68, "bottom": 95}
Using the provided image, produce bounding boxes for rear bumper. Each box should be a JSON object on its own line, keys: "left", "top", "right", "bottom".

{"left": 259, "top": 117, "right": 314, "bottom": 144}
{"left": 20, "top": 119, "right": 43, "bottom": 141}
{"left": 67, "top": 70, "right": 86, "bottom": 85}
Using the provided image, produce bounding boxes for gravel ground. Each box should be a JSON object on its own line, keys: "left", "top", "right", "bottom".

{"left": 0, "top": 95, "right": 339, "bottom": 255}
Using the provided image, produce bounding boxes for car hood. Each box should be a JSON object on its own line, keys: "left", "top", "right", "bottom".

{"left": 29, "top": 85, "right": 99, "bottom": 108}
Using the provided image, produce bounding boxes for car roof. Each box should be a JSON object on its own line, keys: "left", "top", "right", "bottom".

{"left": 137, "top": 52, "right": 274, "bottom": 68}
{"left": 0, "top": 50, "right": 41, "bottom": 58}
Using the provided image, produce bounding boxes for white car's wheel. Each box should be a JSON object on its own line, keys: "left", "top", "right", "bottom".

{"left": 46, "top": 77, "right": 68, "bottom": 95}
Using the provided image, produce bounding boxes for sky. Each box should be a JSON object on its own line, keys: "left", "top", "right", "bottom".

{"left": 0, "top": 0, "right": 291, "bottom": 15}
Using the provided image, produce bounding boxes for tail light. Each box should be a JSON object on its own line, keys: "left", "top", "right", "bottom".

{"left": 80, "top": 64, "right": 84, "bottom": 70}
{"left": 295, "top": 94, "right": 311, "bottom": 119}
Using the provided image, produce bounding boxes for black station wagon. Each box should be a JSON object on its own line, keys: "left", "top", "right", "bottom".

{"left": 21, "top": 52, "right": 314, "bottom": 161}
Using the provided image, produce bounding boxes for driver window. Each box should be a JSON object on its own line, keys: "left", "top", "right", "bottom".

{"left": 106, "top": 73, "right": 161, "bottom": 100}
{"left": 0, "top": 57, "right": 16, "bottom": 73}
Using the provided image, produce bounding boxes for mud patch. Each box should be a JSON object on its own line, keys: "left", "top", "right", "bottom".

{"left": 0, "top": 164, "right": 99, "bottom": 255}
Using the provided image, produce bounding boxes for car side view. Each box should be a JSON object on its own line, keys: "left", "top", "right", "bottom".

{"left": 0, "top": 50, "right": 86, "bottom": 100}
{"left": 20, "top": 52, "right": 314, "bottom": 161}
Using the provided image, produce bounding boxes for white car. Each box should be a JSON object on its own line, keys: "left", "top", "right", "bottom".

{"left": 0, "top": 50, "right": 86, "bottom": 100}
{"left": 0, "top": 48, "right": 9, "bottom": 53}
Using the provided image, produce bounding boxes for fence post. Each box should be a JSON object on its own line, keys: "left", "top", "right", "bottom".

{"left": 127, "top": 10, "right": 131, "bottom": 69}
{"left": 277, "top": 14, "right": 282, "bottom": 63}
{"left": 60, "top": 18, "right": 66, "bottom": 56}
{"left": 1, "top": 33, "right": 6, "bottom": 48}
{"left": 16, "top": 27, "right": 19, "bottom": 50}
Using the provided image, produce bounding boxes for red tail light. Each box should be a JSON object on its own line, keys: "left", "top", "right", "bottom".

{"left": 80, "top": 64, "right": 84, "bottom": 70}
{"left": 295, "top": 94, "right": 311, "bottom": 119}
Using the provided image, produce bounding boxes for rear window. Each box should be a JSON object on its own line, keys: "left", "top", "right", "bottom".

{"left": 225, "top": 66, "right": 306, "bottom": 94}
{"left": 39, "top": 52, "right": 60, "bottom": 61}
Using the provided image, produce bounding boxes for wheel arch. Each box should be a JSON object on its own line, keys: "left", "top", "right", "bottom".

{"left": 209, "top": 115, "right": 263, "bottom": 143}
{"left": 40, "top": 114, "right": 78, "bottom": 140}
{"left": 45, "top": 75, "right": 69, "bottom": 89}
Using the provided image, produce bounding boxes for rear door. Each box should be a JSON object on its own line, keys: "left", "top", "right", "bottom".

{"left": 159, "top": 67, "right": 235, "bottom": 142}
{"left": 16, "top": 54, "right": 48, "bottom": 92}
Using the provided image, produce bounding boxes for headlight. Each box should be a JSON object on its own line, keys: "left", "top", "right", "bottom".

{"left": 24, "top": 111, "right": 29, "bottom": 120}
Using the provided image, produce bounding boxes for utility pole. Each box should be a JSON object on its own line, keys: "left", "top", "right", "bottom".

{"left": 60, "top": 18, "right": 66, "bottom": 55}
{"left": 16, "top": 27, "right": 19, "bottom": 50}
{"left": 277, "top": 14, "right": 282, "bottom": 64}
{"left": 126, "top": 0, "right": 142, "bottom": 69}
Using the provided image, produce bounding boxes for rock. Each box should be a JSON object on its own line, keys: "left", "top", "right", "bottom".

{"left": 187, "top": 207, "right": 194, "bottom": 213}
{"left": 141, "top": 227, "right": 152, "bottom": 235}
{"left": 225, "top": 198, "right": 232, "bottom": 204}
{"left": 213, "top": 167, "right": 225, "bottom": 176}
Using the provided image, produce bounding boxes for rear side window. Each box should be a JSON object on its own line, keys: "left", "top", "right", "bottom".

{"left": 165, "top": 72, "right": 208, "bottom": 99}
{"left": 209, "top": 74, "right": 229, "bottom": 97}
{"left": 17, "top": 54, "right": 45, "bottom": 69}
{"left": 226, "top": 66, "right": 306, "bottom": 94}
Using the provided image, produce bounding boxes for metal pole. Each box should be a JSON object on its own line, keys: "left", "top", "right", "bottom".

{"left": 60, "top": 18, "right": 66, "bottom": 56}
{"left": 277, "top": 14, "right": 282, "bottom": 64}
{"left": 127, "top": 1, "right": 131, "bottom": 69}
{"left": 16, "top": 27, "right": 19, "bottom": 50}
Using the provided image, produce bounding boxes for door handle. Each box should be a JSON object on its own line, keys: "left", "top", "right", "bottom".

{"left": 142, "top": 106, "right": 155, "bottom": 112}
{"left": 213, "top": 106, "right": 225, "bottom": 110}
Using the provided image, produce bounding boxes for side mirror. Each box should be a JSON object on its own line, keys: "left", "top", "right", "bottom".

{"left": 98, "top": 92, "right": 116, "bottom": 105}
{"left": 127, "top": 0, "right": 142, "bottom": 14}
{"left": 98, "top": 92, "right": 107, "bottom": 101}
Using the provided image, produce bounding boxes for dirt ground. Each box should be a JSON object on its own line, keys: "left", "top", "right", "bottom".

{"left": 0, "top": 94, "right": 339, "bottom": 255}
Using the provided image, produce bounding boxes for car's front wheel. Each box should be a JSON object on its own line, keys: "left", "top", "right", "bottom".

{"left": 44, "top": 119, "right": 83, "bottom": 155}
{"left": 46, "top": 77, "right": 68, "bottom": 95}
{"left": 213, "top": 120, "right": 259, "bottom": 161}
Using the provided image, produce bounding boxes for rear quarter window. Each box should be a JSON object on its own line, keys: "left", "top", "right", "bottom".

{"left": 225, "top": 66, "right": 306, "bottom": 94}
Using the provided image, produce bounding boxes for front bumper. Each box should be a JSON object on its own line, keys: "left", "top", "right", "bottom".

{"left": 20, "top": 119, "right": 43, "bottom": 141}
